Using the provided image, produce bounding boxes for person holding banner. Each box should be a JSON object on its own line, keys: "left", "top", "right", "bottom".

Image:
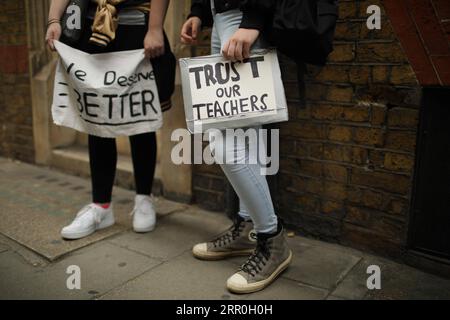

{"left": 45, "top": 0, "right": 175, "bottom": 239}
{"left": 181, "top": 0, "right": 292, "bottom": 294}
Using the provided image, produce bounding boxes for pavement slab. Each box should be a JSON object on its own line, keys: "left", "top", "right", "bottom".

{"left": 2, "top": 158, "right": 450, "bottom": 300}
{"left": 108, "top": 209, "right": 231, "bottom": 261}
{"left": 244, "top": 278, "right": 329, "bottom": 300}
{"left": 0, "top": 242, "right": 161, "bottom": 299}
{"left": 99, "top": 251, "right": 243, "bottom": 300}
{"left": 0, "top": 159, "right": 186, "bottom": 260}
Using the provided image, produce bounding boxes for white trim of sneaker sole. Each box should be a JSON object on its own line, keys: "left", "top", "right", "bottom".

{"left": 133, "top": 224, "right": 156, "bottom": 233}
{"left": 61, "top": 215, "right": 115, "bottom": 240}
{"left": 226, "top": 250, "right": 293, "bottom": 294}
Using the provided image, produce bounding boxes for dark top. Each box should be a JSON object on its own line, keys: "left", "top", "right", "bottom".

{"left": 188, "top": 0, "right": 275, "bottom": 32}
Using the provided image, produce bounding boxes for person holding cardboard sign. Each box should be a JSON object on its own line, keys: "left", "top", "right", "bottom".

{"left": 46, "top": 0, "right": 175, "bottom": 239}
{"left": 181, "top": 0, "right": 292, "bottom": 294}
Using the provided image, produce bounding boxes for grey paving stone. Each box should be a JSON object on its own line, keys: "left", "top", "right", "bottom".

{"left": 0, "top": 160, "right": 185, "bottom": 261}
{"left": 0, "top": 251, "right": 46, "bottom": 299}
{"left": 0, "top": 242, "right": 8, "bottom": 253}
{"left": 282, "top": 243, "right": 362, "bottom": 290}
{"left": 326, "top": 295, "right": 346, "bottom": 300}
{"left": 332, "top": 255, "right": 450, "bottom": 300}
{"left": 245, "top": 278, "right": 328, "bottom": 300}
{"left": 0, "top": 162, "right": 132, "bottom": 260}
{"left": 108, "top": 209, "right": 231, "bottom": 261}
{"left": 331, "top": 258, "right": 376, "bottom": 300}
{"left": 364, "top": 259, "right": 450, "bottom": 300}
{"left": 0, "top": 242, "right": 160, "bottom": 299}
{"left": 152, "top": 197, "right": 188, "bottom": 216}
{"left": 0, "top": 234, "right": 49, "bottom": 268}
{"left": 100, "top": 251, "right": 243, "bottom": 300}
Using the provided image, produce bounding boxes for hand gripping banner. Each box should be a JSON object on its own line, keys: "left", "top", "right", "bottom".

{"left": 52, "top": 40, "right": 162, "bottom": 138}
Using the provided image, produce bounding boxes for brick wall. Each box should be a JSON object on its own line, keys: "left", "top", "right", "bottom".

{"left": 191, "top": 0, "right": 422, "bottom": 258}
{"left": 0, "top": 0, "right": 34, "bottom": 162}
{"left": 277, "top": 0, "right": 421, "bottom": 257}
{"left": 384, "top": 0, "right": 450, "bottom": 86}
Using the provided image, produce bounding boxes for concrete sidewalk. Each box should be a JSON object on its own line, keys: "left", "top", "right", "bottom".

{"left": 1, "top": 157, "right": 450, "bottom": 300}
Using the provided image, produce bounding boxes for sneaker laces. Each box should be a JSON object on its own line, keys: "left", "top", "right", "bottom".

{"left": 240, "top": 239, "right": 270, "bottom": 277}
{"left": 76, "top": 204, "right": 102, "bottom": 224}
{"left": 212, "top": 219, "right": 245, "bottom": 248}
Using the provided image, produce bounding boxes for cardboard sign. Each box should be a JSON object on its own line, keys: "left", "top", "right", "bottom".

{"left": 52, "top": 40, "right": 162, "bottom": 138}
{"left": 179, "top": 49, "right": 288, "bottom": 133}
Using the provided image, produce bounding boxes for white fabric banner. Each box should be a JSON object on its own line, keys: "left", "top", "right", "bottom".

{"left": 179, "top": 49, "right": 288, "bottom": 133}
{"left": 52, "top": 40, "right": 162, "bottom": 138}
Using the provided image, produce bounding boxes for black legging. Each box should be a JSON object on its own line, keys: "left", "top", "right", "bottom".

{"left": 89, "top": 132, "right": 157, "bottom": 203}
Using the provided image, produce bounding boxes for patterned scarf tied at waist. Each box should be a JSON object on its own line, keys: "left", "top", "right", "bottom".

{"left": 90, "top": 0, "right": 150, "bottom": 47}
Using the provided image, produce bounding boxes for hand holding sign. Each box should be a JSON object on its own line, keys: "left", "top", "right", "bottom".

{"left": 52, "top": 40, "right": 163, "bottom": 138}
{"left": 180, "top": 49, "right": 288, "bottom": 133}
{"left": 222, "top": 28, "right": 260, "bottom": 61}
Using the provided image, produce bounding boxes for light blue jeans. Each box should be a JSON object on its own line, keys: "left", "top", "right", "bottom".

{"left": 209, "top": 7, "right": 278, "bottom": 234}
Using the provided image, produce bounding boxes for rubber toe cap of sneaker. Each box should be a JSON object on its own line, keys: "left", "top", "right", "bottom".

{"left": 193, "top": 243, "right": 207, "bottom": 255}
{"left": 227, "top": 273, "right": 248, "bottom": 288}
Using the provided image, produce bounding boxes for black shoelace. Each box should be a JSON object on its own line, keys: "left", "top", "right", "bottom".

{"left": 240, "top": 240, "right": 271, "bottom": 277}
{"left": 212, "top": 220, "right": 244, "bottom": 248}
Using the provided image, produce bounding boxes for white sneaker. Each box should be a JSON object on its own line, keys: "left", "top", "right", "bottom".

{"left": 131, "top": 195, "right": 156, "bottom": 233}
{"left": 61, "top": 204, "right": 115, "bottom": 240}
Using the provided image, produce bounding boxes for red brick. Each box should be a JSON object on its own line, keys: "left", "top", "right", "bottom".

{"left": 0, "top": 44, "right": 28, "bottom": 74}
{"left": 432, "top": 0, "right": 450, "bottom": 20}
{"left": 15, "top": 44, "right": 28, "bottom": 73}
{"left": 384, "top": 0, "right": 440, "bottom": 85}
{"left": 408, "top": 0, "right": 450, "bottom": 55}
{"left": 432, "top": 55, "right": 450, "bottom": 86}
{"left": 441, "top": 21, "right": 450, "bottom": 36}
